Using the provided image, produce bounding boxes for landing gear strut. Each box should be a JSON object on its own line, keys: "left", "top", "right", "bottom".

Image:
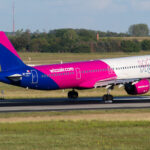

{"left": 68, "top": 90, "right": 78, "bottom": 99}
{"left": 102, "top": 87, "right": 114, "bottom": 103}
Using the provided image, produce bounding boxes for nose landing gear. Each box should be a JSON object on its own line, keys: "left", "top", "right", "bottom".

{"left": 68, "top": 90, "right": 78, "bottom": 99}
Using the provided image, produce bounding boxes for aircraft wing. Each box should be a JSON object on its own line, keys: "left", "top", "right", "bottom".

{"left": 94, "top": 78, "right": 142, "bottom": 88}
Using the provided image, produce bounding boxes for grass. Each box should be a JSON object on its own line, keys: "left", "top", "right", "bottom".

{"left": 2, "top": 110, "right": 150, "bottom": 123}
{"left": 0, "top": 51, "right": 150, "bottom": 99}
{"left": 0, "top": 121, "right": 150, "bottom": 150}
{"left": 19, "top": 51, "right": 150, "bottom": 65}
{"left": 0, "top": 109, "right": 150, "bottom": 149}
{"left": 0, "top": 82, "right": 130, "bottom": 99}
{"left": 0, "top": 108, "right": 150, "bottom": 119}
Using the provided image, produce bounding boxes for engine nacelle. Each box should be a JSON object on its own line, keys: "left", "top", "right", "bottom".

{"left": 125, "top": 79, "right": 150, "bottom": 95}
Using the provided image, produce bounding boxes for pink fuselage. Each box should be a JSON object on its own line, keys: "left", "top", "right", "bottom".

{"left": 34, "top": 60, "right": 117, "bottom": 89}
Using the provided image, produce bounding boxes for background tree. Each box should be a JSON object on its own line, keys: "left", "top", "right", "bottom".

{"left": 121, "top": 40, "right": 141, "bottom": 52}
{"left": 9, "top": 27, "right": 150, "bottom": 53}
{"left": 128, "top": 24, "right": 149, "bottom": 36}
{"left": 141, "top": 40, "right": 150, "bottom": 51}
{"left": 30, "top": 38, "right": 49, "bottom": 52}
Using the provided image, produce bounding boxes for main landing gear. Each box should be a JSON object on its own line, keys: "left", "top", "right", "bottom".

{"left": 102, "top": 86, "right": 114, "bottom": 103}
{"left": 102, "top": 94, "right": 113, "bottom": 101}
{"left": 67, "top": 87, "right": 114, "bottom": 103}
{"left": 68, "top": 90, "right": 78, "bottom": 99}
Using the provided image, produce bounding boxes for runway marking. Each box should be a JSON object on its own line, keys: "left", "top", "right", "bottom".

{"left": 1, "top": 112, "right": 150, "bottom": 123}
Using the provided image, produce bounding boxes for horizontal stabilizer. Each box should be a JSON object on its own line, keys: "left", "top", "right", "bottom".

{"left": 7, "top": 74, "right": 22, "bottom": 82}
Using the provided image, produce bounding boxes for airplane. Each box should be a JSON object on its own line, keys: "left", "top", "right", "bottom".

{"left": 0, "top": 31, "right": 150, "bottom": 102}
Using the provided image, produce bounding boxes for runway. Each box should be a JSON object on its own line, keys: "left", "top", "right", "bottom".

{"left": 0, "top": 96, "right": 150, "bottom": 112}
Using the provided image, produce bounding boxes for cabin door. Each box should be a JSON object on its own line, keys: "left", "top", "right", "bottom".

{"left": 31, "top": 70, "right": 38, "bottom": 84}
{"left": 76, "top": 68, "right": 81, "bottom": 80}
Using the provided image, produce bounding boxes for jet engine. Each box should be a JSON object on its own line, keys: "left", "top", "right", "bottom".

{"left": 125, "top": 79, "right": 150, "bottom": 95}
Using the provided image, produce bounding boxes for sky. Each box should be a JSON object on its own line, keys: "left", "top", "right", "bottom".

{"left": 0, "top": 0, "right": 150, "bottom": 33}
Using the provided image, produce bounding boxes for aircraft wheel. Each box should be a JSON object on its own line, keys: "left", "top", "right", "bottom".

{"left": 68, "top": 90, "right": 78, "bottom": 99}
{"left": 102, "top": 94, "right": 113, "bottom": 103}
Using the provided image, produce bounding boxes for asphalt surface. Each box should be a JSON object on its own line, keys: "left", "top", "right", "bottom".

{"left": 0, "top": 96, "right": 150, "bottom": 112}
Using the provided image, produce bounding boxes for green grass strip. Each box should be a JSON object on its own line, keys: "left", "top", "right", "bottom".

{"left": 0, "top": 121, "right": 150, "bottom": 150}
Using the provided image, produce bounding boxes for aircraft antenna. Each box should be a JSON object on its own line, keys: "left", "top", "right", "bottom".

{"left": 13, "top": 1, "right": 15, "bottom": 34}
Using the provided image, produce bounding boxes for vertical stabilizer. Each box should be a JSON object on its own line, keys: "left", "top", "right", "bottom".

{"left": 0, "top": 31, "right": 25, "bottom": 71}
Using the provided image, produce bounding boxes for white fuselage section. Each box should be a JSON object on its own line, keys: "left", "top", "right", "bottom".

{"left": 102, "top": 55, "right": 150, "bottom": 80}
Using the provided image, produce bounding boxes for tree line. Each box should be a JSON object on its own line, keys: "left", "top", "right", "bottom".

{"left": 7, "top": 24, "right": 150, "bottom": 53}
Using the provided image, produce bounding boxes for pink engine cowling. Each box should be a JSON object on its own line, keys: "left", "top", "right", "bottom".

{"left": 125, "top": 79, "right": 150, "bottom": 95}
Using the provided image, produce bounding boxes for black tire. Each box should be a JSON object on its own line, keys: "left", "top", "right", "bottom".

{"left": 108, "top": 95, "right": 113, "bottom": 100}
{"left": 68, "top": 91, "right": 78, "bottom": 99}
{"left": 102, "top": 94, "right": 113, "bottom": 103}
{"left": 68, "top": 91, "right": 73, "bottom": 98}
{"left": 102, "top": 94, "right": 108, "bottom": 101}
